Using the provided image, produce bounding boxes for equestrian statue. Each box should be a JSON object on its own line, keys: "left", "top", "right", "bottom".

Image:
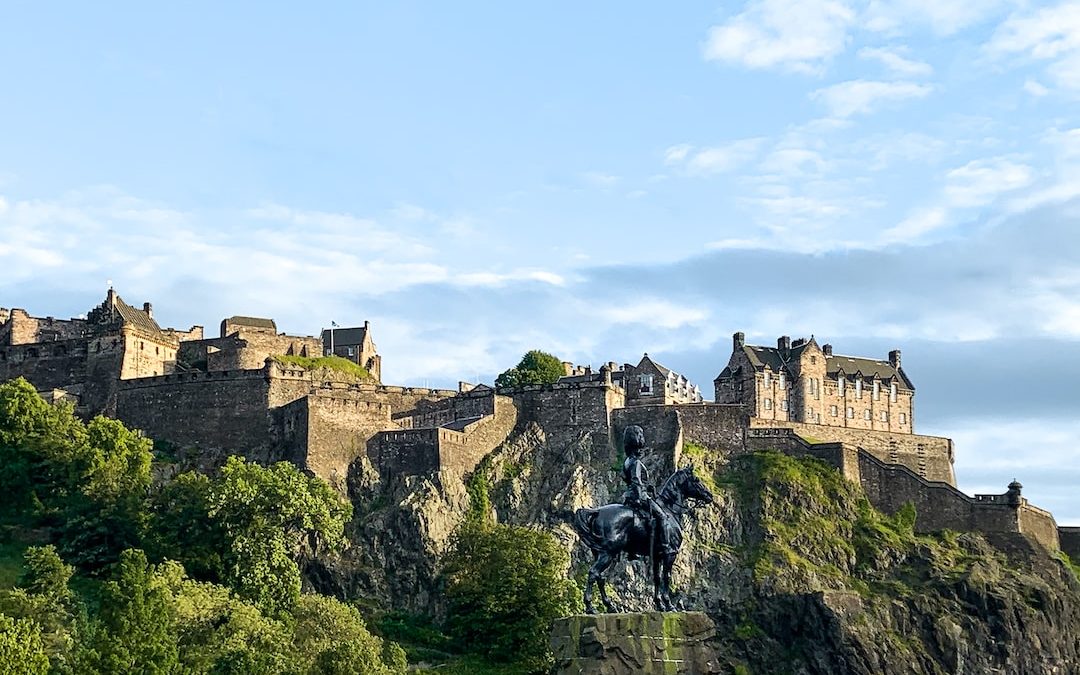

{"left": 572, "top": 425, "right": 714, "bottom": 613}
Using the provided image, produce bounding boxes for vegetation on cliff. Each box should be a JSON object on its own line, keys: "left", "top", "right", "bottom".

{"left": 494, "top": 349, "right": 564, "bottom": 388}
{"left": 0, "top": 377, "right": 404, "bottom": 674}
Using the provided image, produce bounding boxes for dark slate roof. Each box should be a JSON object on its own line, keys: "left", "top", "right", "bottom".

{"left": 113, "top": 296, "right": 165, "bottom": 338}
{"left": 639, "top": 354, "right": 671, "bottom": 377}
{"left": 828, "top": 355, "right": 913, "bottom": 389}
{"left": 225, "top": 316, "right": 277, "bottom": 330}
{"left": 322, "top": 326, "right": 367, "bottom": 347}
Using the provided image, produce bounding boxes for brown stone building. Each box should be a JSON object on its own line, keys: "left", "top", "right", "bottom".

{"left": 0, "top": 289, "right": 203, "bottom": 415}
{"left": 714, "top": 332, "right": 914, "bottom": 433}
{"left": 177, "top": 315, "right": 323, "bottom": 372}
{"left": 624, "top": 354, "right": 703, "bottom": 406}
{"left": 322, "top": 322, "right": 381, "bottom": 382}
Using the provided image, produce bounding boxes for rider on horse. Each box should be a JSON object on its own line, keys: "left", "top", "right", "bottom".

{"left": 621, "top": 425, "right": 672, "bottom": 558}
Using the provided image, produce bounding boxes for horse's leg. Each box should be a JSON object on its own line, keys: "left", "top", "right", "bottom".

{"left": 586, "top": 551, "right": 617, "bottom": 614}
{"left": 660, "top": 553, "right": 677, "bottom": 611}
{"left": 651, "top": 555, "right": 664, "bottom": 611}
{"left": 583, "top": 552, "right": 601, "bottom": 614}
{"left": 594, "top": 552, "right": 618, "bottom": 613}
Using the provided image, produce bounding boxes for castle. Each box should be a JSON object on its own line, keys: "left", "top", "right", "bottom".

{"left": 2, "top": 291, "right": 1077, "bottom": 562}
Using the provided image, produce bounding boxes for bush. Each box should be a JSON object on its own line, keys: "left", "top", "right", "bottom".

{"left": 443, "top": 523, "right": 581, "bottom": 671}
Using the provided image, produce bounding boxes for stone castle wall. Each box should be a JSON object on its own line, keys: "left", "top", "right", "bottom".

{"left": 0, "top": 309, "right": 90, "bottom": 345}
{"left": 1060, "top": 527, "right": 1080, "bottom": 562}
{"left": 749, "top": 418, "right": 955, "bottom": 485}
{"left": 0, "top": 338, "right": 89, "bottom": 393}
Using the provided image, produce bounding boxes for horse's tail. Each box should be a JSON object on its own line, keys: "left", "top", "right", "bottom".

{"left": 572, "top": 507, "right": 605, "bottom": 551}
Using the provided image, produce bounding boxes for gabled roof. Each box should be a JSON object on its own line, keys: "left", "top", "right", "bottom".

{"left": 113, "top": 296, "right": 165, "bottom": 337}
{"left": 638, "top": 353, "right": 671, "bottom": 377}
{"left": 322, "top": 326, "right": 368, "bottom": 347}
{"left": 225, "top": 316, "right": 277, "bottom": 331}
{"left": 828, "top": 355, "right": 913, "bottom": 389}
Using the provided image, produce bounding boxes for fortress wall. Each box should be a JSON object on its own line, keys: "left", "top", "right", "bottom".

{"left": 0, "top": 338, "right": 88, "bottom": 393}
{"left": 672, "top": 404, "right": 749, "bottom": 454}
{"left": 299, "top": 393, "right": 394, "bottom": 486}
{"left": 230, "top": 331, "right": 323, "bottom": 370}
{"left": 118, "top": 329, "right": 178, "bottom": 380}
{"left": 408, "top": 390, "right": 497, "bottom": 429}
{"left": 749, "top": 419, "right": 955, "bottom": 485}
{"left": 858, "top": 452, "right": 1022, "bottom": 538}
{"left": 745, "top": 429, "right": 862, "bottom": 484}
{"left": 1018, "top": 503, "right": 1060, "bottom": 550}
{"left": 611, "top": 406, "right": 683, "bottom": 478}
{"left": 370, "top": 429, "right": 440, "bottom": 479}
{"left": 116, "top": 370, "right": 271, "bottom": 452}
{"left": 2, "top": 309, "right": 89, "bottom": 345}
{"left": 1060, "top": 527, "right": 1080, "bottom": 562}
{"left": 437, "top": 395, "right": 519, "bottom": 474}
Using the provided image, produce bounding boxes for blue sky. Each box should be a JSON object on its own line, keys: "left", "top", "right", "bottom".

{"left": 2, "top": 2, "right": 1079, "bottom": 521}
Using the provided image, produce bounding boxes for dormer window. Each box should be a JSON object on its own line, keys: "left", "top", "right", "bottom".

{"left": 778, "top": 372, "right": 786, "bottom": 389}
{"left": 855, "top": 379, "right": 862, "bottom": 399}
{"left": 890, "top": 383, "right": 897, "bottom": 402}
{"left": 763, "top": 370, "right": 770, "bottom": 388}
{"left": 837, "top": 376, "right": 845, "bottom": 396}
{"left": 873, "top": 381, "right": 880, "bottom": 400}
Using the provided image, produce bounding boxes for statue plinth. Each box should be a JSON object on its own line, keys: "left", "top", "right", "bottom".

{"left": 550, "top": 611, "right": 721, "bottom": 675}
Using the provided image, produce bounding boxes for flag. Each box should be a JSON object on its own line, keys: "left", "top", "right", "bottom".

{"left": 331, "top": 321, "right": 340, "bottom": 327}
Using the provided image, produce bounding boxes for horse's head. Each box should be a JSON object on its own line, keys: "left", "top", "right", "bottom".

{"left": 674, "top": 466, "right": 714, "bottom": 506}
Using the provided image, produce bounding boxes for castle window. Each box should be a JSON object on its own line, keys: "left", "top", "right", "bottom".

{"left": 855, "top": 379, "right": 862, "bottom": 399}
{"left": 846, "top": 407, "right": 854, "bottom": 419}
{"left": 899, "top": 413, "right": 907, "bottom": 424}
{"left": 325, "top": 348, "right": 332, "bottom": 357}
{"left": 890, "top": 383, "right": 897, "bottom": 402}
{"left": 639, "top": 374, "right": 653, "bottom": 395}
{"left": 873, "top": 381, "right": 880, "bottom": 400}
{"left": 778, "top": 372, "right": 785, "bottom": 389}
{"left": 763, "top": 398, "right": 772, "bottom": 410}
{"left": 811, "top": 356, "right": 817, "bottom": 364}
{"left": 763, "top": 370, "right": 770, "bottom": 388}
{"left": 830, "top": 405, "right": 838, "bottom": 417}
{"left": 347, "top": 347, "right": 355, "bottom": 357}
{"left": 155, "top": 346, "right": 159, "bottom": 355}
{"left": 838, "top": 377, "right": 845, "bottom": 396}
{"left": 780, "top": 400, "right": 788, "bottom": 412}
{"left": 880, "top": 411, "right": 888, "bottom": 422}
{"left": 140, "top": 341, "right": 145, "bottom": 351}
{"left": 863, "top": 409, "right": 871, "bottom": 420}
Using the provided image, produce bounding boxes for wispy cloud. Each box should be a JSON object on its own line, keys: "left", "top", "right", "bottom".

{"left": 810, "top": 79, "right": 933, "bottom": 117}
{"left": 986, "top": 2, "right": 1080, "bottom": 91}
{"left": 702, "top": 0, "right": 856, "bottom": 74}
{"left": 857, "top": 46, "right": 933, "bottom": 77}
{"left": 864, "top": 0, "right": 1009, "bottom": 36}
{"left": 666, "top": 139, "right": 766, "bottom": 175}
{"left": 944, "top": 157, "right": 1035, "bottom": 207}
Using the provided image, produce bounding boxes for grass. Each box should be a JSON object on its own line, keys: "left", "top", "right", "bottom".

{"left": 271, "top": 354, "right": 371, "bottom": 379}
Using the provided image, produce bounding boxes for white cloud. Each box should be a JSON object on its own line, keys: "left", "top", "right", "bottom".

{"left": 810, "top": 79, "right": 933, "bottom": 117}
{"left": 880, "top": 206, "right": 949, "bottom": 243}
{"left": 944, "top": 157, "right": 1035, "bottom": 207}
{"left": 1023, "top": 79, "right": 1050, "bottom": 96}
{"left": 759, "top": 148, "right": 829, "bottom": 176}
{"left": 669, "top": 139, "right": 766, "bottom": 175}
{"left": 857, "top": 47, "right": 933, "bottom": 77}
{"left": 986, "top": 3, "right": 1080, "bottom": 90}
{"left": 702, "top": 0, "right": 856, "bottom": 74}
{"left": 864, "top": 0, "right": 1008, "bottom": 36}
{"left": 452, "top": 269, "right": 566, "bottom": 288}
{"left": 600, "top": 300, "right": 708, "bottom": 330}
{"left": 581, "top": 171, "right": 620, "bottom": 189}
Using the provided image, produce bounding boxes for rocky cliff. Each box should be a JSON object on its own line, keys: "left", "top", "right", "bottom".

{"left": 307, "top": 417, "right": 1080, "bottom": 674}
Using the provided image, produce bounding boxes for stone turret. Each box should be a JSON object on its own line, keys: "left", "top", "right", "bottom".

{"left": 1007, "top": 479, "right": 1023, "bottom": 508}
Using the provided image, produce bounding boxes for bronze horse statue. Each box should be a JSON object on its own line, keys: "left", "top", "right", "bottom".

{"left": 572, "top": 437, "right": 714, "bottom": 613}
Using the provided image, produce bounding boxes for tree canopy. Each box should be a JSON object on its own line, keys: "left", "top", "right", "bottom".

{"left": 494, "top": 350, "right": 565, "bottom": 388}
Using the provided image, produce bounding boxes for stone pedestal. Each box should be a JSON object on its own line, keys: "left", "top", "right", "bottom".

{"left": 550, "top": 611, "right": 721, "bottom": 674}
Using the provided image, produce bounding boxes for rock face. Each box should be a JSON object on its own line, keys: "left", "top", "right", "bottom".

{"left": 550, "top": 612, "right": 721, "bottom": 674}
{"left": 308, "top": 408, "right": 1080, "bottom": 673}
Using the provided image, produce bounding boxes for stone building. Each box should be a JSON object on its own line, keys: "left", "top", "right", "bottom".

{"left": 624, "top": 354, "right": 703, "bottom": 406}
{"left": 0, "top": 289, "right": 203, "bottom": 415}
{"left": 322, "top": 322, "right": 381, "bottom": 382}
{"left": 178, "top": 315, "right": 322, "bottom": 372}
{"left": 714, "top": 332, "right": 914, "bottom": 433}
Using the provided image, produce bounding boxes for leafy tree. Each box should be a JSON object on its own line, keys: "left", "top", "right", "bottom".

{"left": 0, "top": 613, "right": 50, "bottom": 675}
{"left": 292, "top": 595, "right": 406, "bottom": 674}
{"left": 1, "top": 546, "right": 82, "bottom": 671}
{"left": 204, "top": 457, "right": 352, "bottom": 616}
{"left": 494, "top": 350, "right": 565, "bottom": 388}
{"left": 148, "top": 472, "right": 225, "bottom": 581}
{"left": 443, "top": 523, "right": 582, "bottom": 670}
{"left": 80, "top": 549, "right": 178, "bottom": 674}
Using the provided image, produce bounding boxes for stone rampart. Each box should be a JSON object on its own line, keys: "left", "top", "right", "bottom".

{"left": 0, "top": 338, "right": 89, "bottom": 393}
{"left": 116, "top": 369, "right": 271, "bottom": 452}
{"left": 749, "top": 418, "right": 955, "bottom": 485}
{"left": 1059, "top": 527, "right": 1080, "bottom": 562}
{"left": 369, "top": 429, "right": 441, "bottom": 479}
{"left": 403, "top": 387, "right": 497, "bottom": 429}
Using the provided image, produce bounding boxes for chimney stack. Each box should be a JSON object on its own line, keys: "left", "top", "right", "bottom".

{"left": 889, "top": 349, "right": 901, "bottom": 368}
{"left": 777, "top": 335, "right": 791, "bottom": 354}
{"left": 143, "top": 302, "right": 153, "bottom": 320}
{"left": 733, "top": 331, "right": 745, "bottom": 350}
{"left": 823, "top": 344, "right": 833, "bottom": 356}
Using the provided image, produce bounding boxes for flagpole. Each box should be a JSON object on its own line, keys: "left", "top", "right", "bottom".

{"left": 330, "top": 323, "right": 335, "bottom": 356}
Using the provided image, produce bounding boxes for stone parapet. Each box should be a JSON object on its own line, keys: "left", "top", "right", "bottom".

{"left": 550, "top": 612, "right": 721, "bottom": 675}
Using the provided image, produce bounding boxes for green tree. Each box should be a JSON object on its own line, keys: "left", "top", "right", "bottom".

{"left": 494, "top": 350, "right": 565, "bottom": 388}
{"left": 443, "top": 523, "right": 582, "bottom": 670}
{"left": 292, "top": 595, "right": 406, "bottom": 674}
{"left": 0, "top": 613, "right": 50, "bottom": 675}
{"left": 80, "top": 549, "right": 178, "bottom": 674}
{"left": 206, "top": 457, "right": 352, "bottom": 617}
{"left": 148, "top": 472, "right": 225, "bottom": 581}
{"left": 1, "top": 546, "right": 82, "bottom": 671}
